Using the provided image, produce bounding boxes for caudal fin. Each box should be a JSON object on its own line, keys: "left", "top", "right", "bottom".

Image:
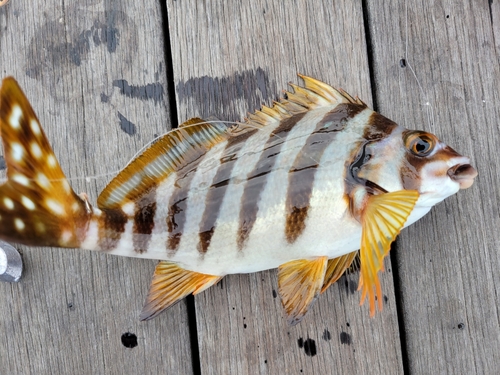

{"left": 0, "top": 77, "right": 91, "bottom": 247}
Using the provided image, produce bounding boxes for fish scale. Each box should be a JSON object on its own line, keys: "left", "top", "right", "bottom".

{"left": 0, "top": 75, "right": 477, "bottom": 323}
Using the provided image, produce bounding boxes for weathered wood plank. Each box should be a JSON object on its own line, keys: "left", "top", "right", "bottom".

{"left": 0, "top": 1, "right": 193, "bottom": 374}
{"left": 167, "top": 1, "right": 404, "bottom": 374}
{"left": 367, "top": 1, "right": 500, "bottom": 374}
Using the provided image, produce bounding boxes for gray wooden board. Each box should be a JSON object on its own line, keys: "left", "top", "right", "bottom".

{"left": 367, "top": 1, "right": 500, "bottom": 374}
{"left": 0, "top": 1, "right": 193, "bottom": 374}
{"left": 167, "top": 1, "right": 404, "bottom": 374}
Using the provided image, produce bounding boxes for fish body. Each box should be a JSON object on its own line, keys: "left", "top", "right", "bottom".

{"left": 0, "top": 75, "right": 477, "bottom": 323}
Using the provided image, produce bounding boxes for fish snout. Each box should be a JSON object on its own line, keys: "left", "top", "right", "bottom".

{"left": 447, "top": 163, "right": 477, "bottom": 189}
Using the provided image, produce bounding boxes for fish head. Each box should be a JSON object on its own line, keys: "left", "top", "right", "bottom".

{"left": 355, "top": 128, "right": 477, "bottom": 206}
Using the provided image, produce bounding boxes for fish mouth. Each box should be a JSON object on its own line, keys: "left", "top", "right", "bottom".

{"left": 447, "top": 164, "right": 478, "bottom": 189}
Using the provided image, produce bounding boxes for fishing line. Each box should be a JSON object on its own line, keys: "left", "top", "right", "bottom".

{"left": 403, "top": 0, "right": 436, "bottom": 132}
{"left": 0, "top": 116, "right": 324, "bottom": 185}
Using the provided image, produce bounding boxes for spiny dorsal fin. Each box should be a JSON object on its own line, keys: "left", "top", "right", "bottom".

{"left": 278, "top": 256, "right": 328, "bottom": 325}
{"left": 0, "top": 77, "right": 90, "bottom": 247}
{"left": 140, "top": 261, "right": 221, "bottom": 321}
{"left": 359, "top": 190, "right": 419, "bottom": 316}
{"left": 321, "top": 251, "right": 359, "bottom": 293}
{"left": 245, "top": 74, "right": 363, "bottom": 128}
{"left": 97, "top": 118, "right": 229, "bottom": 210}
{"left": 178, "top": 117, "right": 205, "bottom": 128}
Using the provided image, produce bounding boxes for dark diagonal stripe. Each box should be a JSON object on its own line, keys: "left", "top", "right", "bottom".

{"left": 197, "top": 130, "right": 258, "bottom": 253}
{"left": 363, "top": 111, "right": 397, "bottom": 141}
{"left": 285, "top": 103, "right": 365, "bottom": 243}
{"left": 132, "top": 184, "right": 157, "bottom": 253}
{"left": 166, "top": 154, "right": 205, "bottom": 251}
{"left": 97, "top": 208, "right": 128, "bottom": 251}
{"left": 237, "top": 112, "right": 307, "bottom": 249}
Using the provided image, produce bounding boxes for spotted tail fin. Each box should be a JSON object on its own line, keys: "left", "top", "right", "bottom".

{"left": 0, "top": 77, "right": 91, "bottom": 247}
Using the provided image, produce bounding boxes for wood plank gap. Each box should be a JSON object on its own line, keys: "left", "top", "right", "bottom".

{"left": 361, "top": 0, "right": 379, "bottom": 111}
{"left": 159, "top": 0, "right": 180, "bottom": 129}
{"left": 389, "top": 246, "right": 411, "bottom": 375}
{"left": 488, "top": 0, "right": 494, "bottom": 26}
{"left": 186, "top": 295, "right": 202, "bottom": 375}
{"left": 362, "top": 2, "right": 410, "bottom": 373}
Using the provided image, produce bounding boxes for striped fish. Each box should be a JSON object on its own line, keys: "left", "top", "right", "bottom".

{"left": 0, "top": 75, "right": 477, "bottom": 324}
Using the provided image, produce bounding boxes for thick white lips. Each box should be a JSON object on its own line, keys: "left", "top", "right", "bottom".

{"left": 447, "top": 163, "right": 478, "bottom": 189}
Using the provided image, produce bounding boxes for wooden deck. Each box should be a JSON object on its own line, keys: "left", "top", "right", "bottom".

{"left": 0, "top": 1, "right": 499, "bottom": 374}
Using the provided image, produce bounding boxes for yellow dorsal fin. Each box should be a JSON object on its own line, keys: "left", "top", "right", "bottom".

{"left": 140, "top": 261, "right": 222, "bottom": 321}
{"left": 321, "top": 251, "right": 359, "bottom": 293}
{"left": 277, "top": 256, "right": 328, "bottom": 325}
{"left": 97, "top": 118, "right": 229, "bottom": 210}
{"left": 245, "top": 74, "right": 364, "bottom": 128}
{"left": 359, "top": 190, "right": 419, "bottom": 316}
{"left": 0, "top": 77, "right": 90, "bottom": 247}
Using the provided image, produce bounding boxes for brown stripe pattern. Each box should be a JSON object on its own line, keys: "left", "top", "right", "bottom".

{"left": 97, "top": 208, "right": 129, "bottom": 251}
{"left": 237, "top": 112, "right": 307, "bottom": 249}
{"left": 132, "top": 184, "right": 157, "bottom": 253}
{"left": 197, "top": 130, "right": 258, "bottom": 253}
{"left": 285, "top": 103, "right": 366, "bottom": 243}
{"left": 166, "top": 163, "right": 201, "bottom": 251}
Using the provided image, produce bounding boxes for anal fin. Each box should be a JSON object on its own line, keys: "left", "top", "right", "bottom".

{"left": 321, "top": 251, "right": 359, "bottom": 293}
{"left": 278, "top": 256, "right": 328, "bottom": 325}
{"left": 140, "top": 261, "right": 222, "bottom": 321}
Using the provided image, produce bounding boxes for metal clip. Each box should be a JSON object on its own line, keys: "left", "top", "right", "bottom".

{"left": 0, "top": 240, "right": 23, "bottom": 282}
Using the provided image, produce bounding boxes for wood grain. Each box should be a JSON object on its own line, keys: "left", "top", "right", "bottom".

{"left": 0, "top": 1, "right": 193, "bottom": 374}
{"left": 367, "top": 1, "right": 500, "bottom": 374}
{"left": 167, "top": 1, "right": 404, "bottom": 374}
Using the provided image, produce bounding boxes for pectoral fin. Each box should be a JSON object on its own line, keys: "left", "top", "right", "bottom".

{"left": 140, "top": 261, "right": 222, "bottom": 321}
{"left": 321, "top": 251, "right": 359, "bottom": 293}
{"left": 278, "top": 256, "right": 328, "bottom": 325}
{"left": 359, "top": 190, "right": 419, "bottom": 316}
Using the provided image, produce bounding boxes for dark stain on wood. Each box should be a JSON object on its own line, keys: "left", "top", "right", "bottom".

{"left": 340, "top": 332, "right": 352, "bottom": 345}
{"left": 175, "top": 67, "right": 276, "bottom": 121}
{"left": 117, "top": 111, "right": 137, "bottom": 135}
{"left": 298, "top": 337, "right": 317, "bottom": 356}
{"left": 322, "top": 329, "right": 331, "bottom": 341}
{"left": 113, "top": 79, "right": 164, "bottom": 104}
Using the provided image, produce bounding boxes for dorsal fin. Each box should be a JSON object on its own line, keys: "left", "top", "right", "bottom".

{"left": 97, "top": 118, "right": 229, "bottom": 210}
{"left": 245, "top": 74, "right": 362, "bottom": 127}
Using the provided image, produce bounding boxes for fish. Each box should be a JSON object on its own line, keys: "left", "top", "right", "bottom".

{"left": 0, "top": 75, "right": 477, "bottom": 324}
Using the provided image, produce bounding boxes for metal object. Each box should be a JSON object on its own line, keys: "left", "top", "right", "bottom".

{"left": 0, "top": 240, "right": 23, "bottom": 282}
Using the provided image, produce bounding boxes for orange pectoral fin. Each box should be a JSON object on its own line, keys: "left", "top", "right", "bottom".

{"left": 359, "top": 190, "right": 419, "bottom": 316}
{"left": 277, "top": 256, "right": 328, "bottom": 325}
{"left": 140, "top": 261, "right": 222, "bottom": 321}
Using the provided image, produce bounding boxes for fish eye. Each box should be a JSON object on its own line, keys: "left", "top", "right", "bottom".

{"left": 405, "top": 132, "right": 436, "bottom": 157}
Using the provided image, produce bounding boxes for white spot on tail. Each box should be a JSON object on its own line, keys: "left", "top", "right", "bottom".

{"left": 60, "top": 230, "right": 72, "bottom": 244}
{"left": 37, "top": 173, "right": 51, "bottom": 189}
{"left": 12, "top": 174, "right": 30, "bottom": 187}
{"left": 9, "top": 105, "right": 22, "bottom": 129}
{"left": 11, "top": 143, "right": 24, "bottom": 161}
{"left": 121, "top": 202, "right": 136, "bottom": 216}
{"left": 3, "top": 198, "right": 14, "bottom": 210}
{"left": 14, "top": 218, "right": 25, "bottom": 231}
{"left": 21, "top": 196, "right": 35, "bottom": 210}
{"left": 30, "top": 143, "right": 42, "bottom": 159}
{"left": 62, "top": 180, "right": 71, "bottom": 194}
{"left": 30, "top": 120, "right": 41, "bottom": 135}
{"left": 46, "top": 199, "right": 65, "bottom": 216}
{"left": 47, "top": 155, "right": 57, "bottom": 168}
